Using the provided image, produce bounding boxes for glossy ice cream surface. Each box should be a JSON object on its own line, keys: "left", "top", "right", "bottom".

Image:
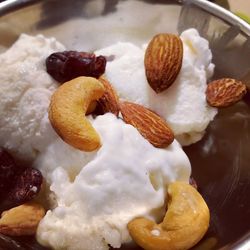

{"left": 35, "top": 114, "right": 191, "bottom": 250}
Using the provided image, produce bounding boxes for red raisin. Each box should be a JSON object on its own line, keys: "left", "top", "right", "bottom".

{"left": 0, "top": 148, "right": 17, "bottom": 197}
{"left": 8, "top": 167, "right": 43, "bottom": 205}
{"left": 46, "top": 51, "right": 106, "bottom": 83}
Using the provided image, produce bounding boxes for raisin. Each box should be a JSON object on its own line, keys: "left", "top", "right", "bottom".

{"left": 8, "top": 167, "right": 43, "bottom": 205}
{"left": 0, "top": 149, "right": 43, "bottom": 212}
{"left": 0, "top": 148, "right": 18, "bottom": 197}
{"left": 46, "top": 51, "right": 106, "bottom": 83}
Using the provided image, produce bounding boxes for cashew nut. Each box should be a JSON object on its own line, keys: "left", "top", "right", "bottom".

{"left": 128, "top": 182, "right": 210, "bottom": 250}
{"left": 49, "top": 76, "right": 105, "bottom": 151}
{"left": 86, "top": 101, "right": 97, "bottom": 115}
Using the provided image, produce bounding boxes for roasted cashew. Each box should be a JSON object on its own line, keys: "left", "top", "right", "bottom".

{"left": 86, "top": 101, "right": 97, "bottom": 115}
{"left": 49, "top": 76, "right": 105, "bottom": 151}
{"left": 128, "top": 182, "right": 210, "bottom": 250}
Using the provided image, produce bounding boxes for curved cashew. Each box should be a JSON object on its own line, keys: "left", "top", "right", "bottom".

{"left": 49, "top": 76, "right": 105, "bottom": 151}
{"left": 86, "top": 101, "right": 97, "bottom": 115}
{"left": 128, "top": 182, "right": 210, "bottom": 250}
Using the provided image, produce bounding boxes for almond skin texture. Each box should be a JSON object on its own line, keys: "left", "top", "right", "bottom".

{"left": 206, "top": 78, "right": 247, "bottom": 107}
{"left": 145, "top": 33, "right": 183, "bottom": 93}
{"left": 120, "top": 101, "right": 174, "bottom": 148}
{"left": 96, "top": 76, "right": 120, "bottom": 116}
{"left": 0, "top": 202, "right": 45, "bottom": 236}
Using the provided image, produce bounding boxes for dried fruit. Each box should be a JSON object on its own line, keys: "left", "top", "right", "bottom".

{"left": 120, "top": 101, "right": 174, "bottom": 148}
{"left": 46, "top": 51, "right": 106, "bottom": 83}
{"left": 0, "top": 149, "right": 18, "bottom": 198}
{"left": 0, "top": 202, "right": 45, "bottom": 236}
{"left": 96, "top": 77, "right": 120, "bottom": 116}
{"left": 128, "top": 182, "right": 210, "bottom": 250}
{"left": 8, "top": 168, "right": 43, "bottom": 205}
{"left": 145, "top": 33, "right": 183, "bottom": 93}
{"left": 49, "top": 76, "right": 105, "bottom": 151}
{"left": 0, "top": 148, "right": 43, "bottom": 211}
{"left": 206, "top": 78, "right": 247, "bottom": 107}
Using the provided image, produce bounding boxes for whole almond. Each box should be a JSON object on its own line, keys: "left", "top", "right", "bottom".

{"left": 206, "top": 78, "right": 247, "bottom": 107}
{"left": 120, "top": 101, "right": 174, "bottom": 148}
{"left": 145, "top": 33, "right": 183, "bottom": 93}
{"left": 0, "top": 202, "right": 45, "bottom": 236}
{"left": 96, "top": 76, "right": 120, "bottom": 116}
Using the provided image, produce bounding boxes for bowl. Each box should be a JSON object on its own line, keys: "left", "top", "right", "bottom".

{"left": 0, "top": 0, "right": 250, "bottom": 249}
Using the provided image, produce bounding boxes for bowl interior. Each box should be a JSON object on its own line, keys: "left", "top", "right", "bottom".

{"left": 0, "top": 0, "right": 250, "bottom": 249}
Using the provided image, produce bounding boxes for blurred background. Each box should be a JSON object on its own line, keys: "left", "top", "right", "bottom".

{"left": 226, "top": 0, "right": 250, "bottom": 23}
{"left": 0, "top": 0, "right": 249, "bottom": 23}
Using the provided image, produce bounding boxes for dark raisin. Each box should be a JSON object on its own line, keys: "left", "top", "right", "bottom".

{"left": 46, "top": 51, "right": 106, "bottom": 83}
{"left": 45, "top": 52, "right": 68, "bottom": 82}
{"left": 8, "top": 167, "right": 43, "bottom": 205}
{"left": 0, "top": 148, "right": 18, "bottom": 198}
{"left": 93, "top": 55, "right": 106, "bottom": 77}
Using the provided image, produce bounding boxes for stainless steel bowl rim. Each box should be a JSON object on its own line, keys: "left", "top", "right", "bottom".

{"left": 0, "top": 1, "right": 250, "bottom": 250}
{"left": 0, "top": 0, "right": 250, "bottom": 36}
{"left": 184, "top": 0, "right": 250, "bottom": 36}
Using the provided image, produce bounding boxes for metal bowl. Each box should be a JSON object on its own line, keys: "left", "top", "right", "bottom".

{"left": 0, "top": 0, "right": 250, "bottom": 249}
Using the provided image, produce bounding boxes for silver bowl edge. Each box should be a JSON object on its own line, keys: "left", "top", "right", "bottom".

{"left": 0, "top": 0, "right": 250, "bottom": 250}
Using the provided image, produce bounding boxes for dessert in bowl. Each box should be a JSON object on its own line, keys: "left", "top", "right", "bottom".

{"left": 0, "top": 0, "right": 250, "bottom": 250}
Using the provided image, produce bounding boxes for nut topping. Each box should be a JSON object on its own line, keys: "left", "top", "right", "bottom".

{"left": 120, "top": 101, "right": 174, "bottom": 148}
{"left": 128, "top": 182, "right": 210, "bottom": 250}
{"left": 96, "top": 77, "right": 120, "bottom": 116}
{"left": 145, "top": 33, "right": 183, "bottom": 93}
{"left": 0, "top": 202, "right": 45, "bottom": 236}
{"left": 206, "top": 78, "right": 247, "bottom": 107}
{"left": 49, "top": 76, "right": 105, "bottom": 151}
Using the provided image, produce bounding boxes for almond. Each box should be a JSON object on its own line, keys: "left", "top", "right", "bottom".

{"left": 144, "top": 33, "right": 183, "bottom": 93}
{"left": 96, "top": 76, "right": 120, "bottom": 116}
{"left": 120, "top": 101, "right": 174, "bottom": 148}
{"left": 0, "top": 202, "right": 45, "bottom": 236}
{"left": 206, "top": 78, "right": 247, "bottom": 107}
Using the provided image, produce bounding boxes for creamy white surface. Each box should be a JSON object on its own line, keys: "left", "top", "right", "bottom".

{"left": 0, "top": 34, "right": 65, "bottom": 161}
{"left": 36, "top": 114, "right": 191, "bottom": 250}
{"left": 0, "top": 24, "right": 211, "bottom": 250}
{"left": 96, "top": 29, "right": 218, "bottom": 145}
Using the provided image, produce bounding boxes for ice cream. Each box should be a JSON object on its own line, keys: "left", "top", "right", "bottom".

{"left": 35, "top": 113, "right": 191, "bottom": 250}
{"left": 96, "top": 29, "right": 218, "bottom": 145}
{"left": 0, "top": 29, "right": 216, "bottom": 161}
{"left": 0, "top": 27, "right": 214, "bottom": 250}
{"left": 0, "top": 34, "right": 65, "bottom": 162}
